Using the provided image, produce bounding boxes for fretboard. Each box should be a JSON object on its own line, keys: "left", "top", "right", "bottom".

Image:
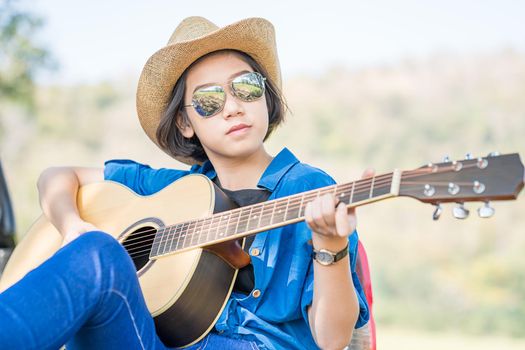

{"left": 150, "top": 170, "right": 401, "bottom": 259}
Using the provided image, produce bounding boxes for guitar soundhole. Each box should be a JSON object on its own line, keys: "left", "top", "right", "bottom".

{"left": 122, "top": 226, "right": 155, "bottom": 271}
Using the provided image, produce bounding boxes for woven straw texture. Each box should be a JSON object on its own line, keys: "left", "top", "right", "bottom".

{"left": 136, "top": 17, "right": 281, "bottom": 164}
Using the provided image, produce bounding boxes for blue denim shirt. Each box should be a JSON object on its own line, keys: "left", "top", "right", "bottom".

{"left": 104, "top": 147, "right": 369, "bottom": 350}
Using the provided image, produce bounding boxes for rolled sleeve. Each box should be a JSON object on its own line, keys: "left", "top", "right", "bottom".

{"left": 104, "top": 159, "right": 189, "bottom": 195}
{"left": 300, "top": 229, "right": 370, "bottom": 329}
{"left": 104, "top": 159, "right": 141, "bottom": 191}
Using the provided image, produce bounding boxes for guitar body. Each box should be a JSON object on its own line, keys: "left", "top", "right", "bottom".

{"left": 0, "top": 174, "right": 240, "bottom": 348}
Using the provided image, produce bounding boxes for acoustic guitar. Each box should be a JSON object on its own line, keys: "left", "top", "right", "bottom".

{"left": 0, "top": 153, "right": 523, "bottom": 347}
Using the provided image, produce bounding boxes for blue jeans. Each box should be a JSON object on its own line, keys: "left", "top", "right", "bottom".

{"left": 0, "top": 231, "right": 259, "bottom": 350}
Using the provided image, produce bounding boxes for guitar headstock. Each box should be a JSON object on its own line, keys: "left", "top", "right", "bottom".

{"left": 398, "top": 153, "right": 524, "bottom": 219}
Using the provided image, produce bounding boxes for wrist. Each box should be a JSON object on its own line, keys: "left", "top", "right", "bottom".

{"left": 311, "top": 232, "right": 348, "bottom": 251}
{"left": 312, "top": 241, "right": 349, "bottom": 266}
{"left": 58, "top": 215, "right": 86, "bottom": 236}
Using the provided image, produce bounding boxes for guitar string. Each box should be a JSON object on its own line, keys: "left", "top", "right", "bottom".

{"left": 123, "top": 176, "right": 398, "bottom": 257}
{"left": 122, "top": 163, "right": 452, "bottom": 248}
{"left": 124, "top": 178, "right": 394, "bottom": 260}
{"left": 121, "top": 171, "right": 396, "bottom": 247}
{"left": 124, "top": 161, "right": 470, "bottom": 250}
{"left": 123, "top": 162, "right": 477, "bottom": 257}
{"left": 123, "top": 166, "right": 441, "bottom": 249}
{"left": 127, "top": 180, "right": 482, "bottom": 260}
{"left": 129, "top": 178, "right": 470, "bottom": 258}
{"left": 123, "top": 171, "right": 399, "bottom": 252}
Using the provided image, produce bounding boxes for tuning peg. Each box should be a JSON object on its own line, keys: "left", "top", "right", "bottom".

{"left": 432, "top": 204, "right": 443, "bottom": 221}
{"left": 453, "top": 203, "right": 470, "bottom": 219}
{"left": 443, "top": 155, "right": 451, "bottom": 162}
{"left": 465, "top": 153, "right": 473, "bottom": 160}
{"left": 487, "top": 151, "right": 500, "bottom": 157}
{"left": 478, "top": 202, "right": 495, "bottom": 218}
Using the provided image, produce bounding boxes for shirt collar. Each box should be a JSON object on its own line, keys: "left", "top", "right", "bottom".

{"left": 257, "top": 147, "right": 299, "bottom": 192}
{"left": 191, "top": 147, "right": 299, "bottom": 192}
{"left": 190, "top": 159, "right": 217, "bottom": 179}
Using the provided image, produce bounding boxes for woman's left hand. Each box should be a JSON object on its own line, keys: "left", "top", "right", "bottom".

{"left": 305, "top": 168, "right": 375, "bottom": 249}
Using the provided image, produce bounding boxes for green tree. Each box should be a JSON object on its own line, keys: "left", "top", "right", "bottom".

{"left": 0, "top": 0, "right": 54, "bottom": 109}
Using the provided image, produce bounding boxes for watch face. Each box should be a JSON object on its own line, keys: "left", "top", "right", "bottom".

{"left": 316, "top": 251, "right": 335, "bottom": 265}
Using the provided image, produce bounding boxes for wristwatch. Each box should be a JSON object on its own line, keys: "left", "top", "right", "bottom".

{"left": 312, "top": 242, "right": 349, "bottom": 266}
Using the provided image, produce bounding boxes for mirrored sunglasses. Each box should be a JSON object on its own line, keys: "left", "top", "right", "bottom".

{"left": 183, "top": 71, "right": 266, "bottom": 118}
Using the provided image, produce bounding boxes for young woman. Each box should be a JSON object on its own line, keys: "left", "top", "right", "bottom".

{"left": 0, "top": 17, "right": 370, "bottom": 349}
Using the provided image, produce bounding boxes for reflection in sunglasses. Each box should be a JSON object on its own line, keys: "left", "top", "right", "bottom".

{"left": 186, "top": 72, "right": 266, "bottom": 118}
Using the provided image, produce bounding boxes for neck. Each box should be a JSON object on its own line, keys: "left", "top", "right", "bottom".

{"left": 149, "top": 169, "right": 402, "bottom": 258}
{"left": 209, "top": 148, "right": 273, "bottom": 190}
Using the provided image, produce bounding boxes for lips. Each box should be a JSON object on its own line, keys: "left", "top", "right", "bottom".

{"left": 227, "top": 123, "right": 251, "bottom": 134}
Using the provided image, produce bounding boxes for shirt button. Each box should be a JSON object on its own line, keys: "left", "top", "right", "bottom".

{"left": 251, "top": 248, "right": 260, "bottom": 256}
{"left": 252, "top": 289, "right": 261, "bottom": 298}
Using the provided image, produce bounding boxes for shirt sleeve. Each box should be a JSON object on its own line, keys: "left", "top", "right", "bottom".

{"left": 294, "top": 166, "right": 371, "bottom": 330}
{"left": 300, "top": 229, "right": 370, "bottom": 329}
{"left": 104, "top": 159, "right": 190, "bottom": 195}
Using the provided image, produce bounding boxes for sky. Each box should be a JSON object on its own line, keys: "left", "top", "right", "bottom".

{"left": 27, "top": 0, "right": 525, "bottom": 84}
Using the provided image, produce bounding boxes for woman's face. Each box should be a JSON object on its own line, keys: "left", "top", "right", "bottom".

{"left": 179, "top": 51, "right": 269, "bottom": 163}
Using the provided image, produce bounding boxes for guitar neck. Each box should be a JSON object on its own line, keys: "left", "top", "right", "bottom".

{"left": 150, "top": 170, "right": 402, "bottom": 259}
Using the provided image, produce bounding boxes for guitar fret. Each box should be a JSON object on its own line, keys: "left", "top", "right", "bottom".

{"left": 192, "top": 220, "right": 202, "bottom": 246}
{"left": 219, "top": 213, "right": 230, "bottom": 238}
{"left": 274, "top": 198, "right": 286, "bottom": 223}
{"left": 214, "top": 215, "right": 222, "bottom": 241}
{"left": 170, "top": 225, "right": 181, "bottom": 252}
{"left": 174, "top": 224, "right": 183, "bottom": 251}
{"left": 151, "top": 228, "right": 162, "bottom": 257}
{"left": 248, "top": 205, "right": 263, "bottom": 231}
{"left": 349, "top": 181, "right": 355, "bottom": 204}
{"left": 158, "top": 226, "right": 168, "bottom": 256}
{"left": 167, "top": 225, "right": 175, "bottom": 253}
{"left": 337, "top": 185, "right": 347, "bottom": 204}
{"left": 372, "top": 173, "right": 393, "bottom": 198}
{"left": 283, "top": 197, "right": 290, "bottom": 221}
{"left": 237, "top": 206, "right": 251, "bottom": 237}
{"left": 181, "top": 222, "right": 190, "bottom": 250}
{"left": 224, "top": 213, "right": 232, "bottom": 239}
{"left": 163, "top": 226, "right": 171, "bottom": 255}
{"left": 286, "top": 195, "right": 301, "bottom": 221}
{"left": 259, "top": 201, "right": 273, "bottom": 227}
{"left": 168, "top": 224, "right": 177, "bottom": 254}
{"left": 269, "top": 200, "right": 277, "bottom": 225}
{"left": 256, "top": 205, "right": 263, "bottom": 228}
{"left": 292, "top": 194, "right": 300, "bottom": 217}
{"left": 369, "top": 176, "right": 375, "bottom": 198}
{"left": 231, "top": 209, "right": 241, "bottom": 237}
{"left": 204, "top": 217, "right": 212, "bottom": 244}
{"left": 190, "top": 221, "right": 198, "bottom": 248}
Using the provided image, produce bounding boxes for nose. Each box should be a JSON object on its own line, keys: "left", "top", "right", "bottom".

{"left": 221, "top": 90, "right": 245, "bottom": 119}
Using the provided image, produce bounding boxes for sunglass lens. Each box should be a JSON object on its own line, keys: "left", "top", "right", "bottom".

{"left": 192, "top": 86, "right": 225, "bottom": 117}
{"left": 232, "top": 72, "right": 265, "bottom": 102}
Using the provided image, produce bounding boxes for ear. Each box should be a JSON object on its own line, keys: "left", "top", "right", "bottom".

{"left": 176, "top": 112, "right": 195, "bottom": 139}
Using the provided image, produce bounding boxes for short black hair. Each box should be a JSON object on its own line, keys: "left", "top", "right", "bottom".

{"left": 156, "top": 50, "right": 287, "bottom": 163}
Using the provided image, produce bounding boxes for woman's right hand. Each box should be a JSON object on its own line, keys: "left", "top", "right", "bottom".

{"left": 60, "top": 219, "right": 101, "bottom": 247}
{"left": 37, "top": 166, "right": 104, "bottom": 246}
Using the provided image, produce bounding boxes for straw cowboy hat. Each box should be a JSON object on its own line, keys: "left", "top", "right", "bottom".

{"left": 136, "top": 16, "right": 281, "bottom": 164}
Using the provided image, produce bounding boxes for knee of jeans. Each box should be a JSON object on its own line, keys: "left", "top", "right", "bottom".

{"left": 74, "top": 230, "right": 117, "bottom": 249}
{"left": 72, "top": 231, "right": 136, "bottom": 284}
{"left": 73, "top": 231, "right": 136, "bottom": 276}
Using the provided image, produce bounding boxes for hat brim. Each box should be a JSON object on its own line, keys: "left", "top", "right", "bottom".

{"left": 136, "top": 17, "right": 281, "bottom": 165}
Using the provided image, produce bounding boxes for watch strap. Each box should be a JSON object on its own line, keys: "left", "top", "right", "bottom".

{"left": 333, "top": 242, "right": 349, "bottom": 262}
{"left": 312, "top": 242, "right": 349, "bottom": 265}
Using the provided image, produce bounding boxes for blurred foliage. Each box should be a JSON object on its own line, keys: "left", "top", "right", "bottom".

{"left": 1, "top": 49, "right": 524, "bottom": 339}
{"left": 0, "top": 0, "right": 54, "bottom": 110}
